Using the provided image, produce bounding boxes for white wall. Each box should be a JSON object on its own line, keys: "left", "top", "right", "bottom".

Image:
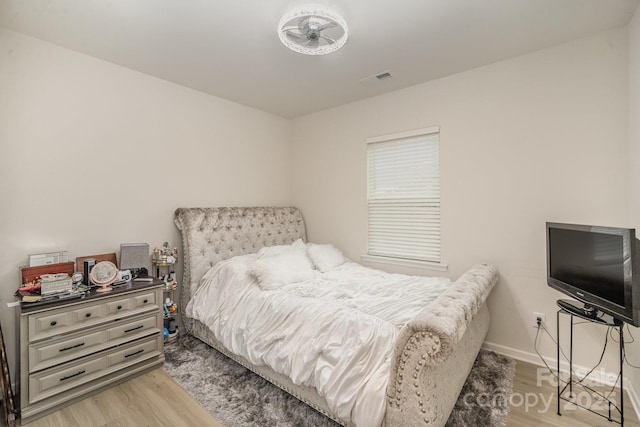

{"left": 0, "top": 28, "right": 292, "bottom": 373}
{"left": 627, "top": 3, "right": 640, "bottom": 398}
{"left": 631, "top": 3, "right": 640, "bottom": 228}
{"left": 291, "top": 28, "right": 629, "bottom": 373}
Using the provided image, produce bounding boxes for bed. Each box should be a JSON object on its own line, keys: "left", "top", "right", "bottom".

{"left": 174, "top": 206, "right": 498, "bottom": 427}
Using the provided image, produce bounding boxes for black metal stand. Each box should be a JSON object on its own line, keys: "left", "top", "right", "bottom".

{"left": 556, "top": 299, "right": 624, "bottom": 426}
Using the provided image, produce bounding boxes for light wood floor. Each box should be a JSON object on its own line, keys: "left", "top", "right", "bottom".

{"left": 19, "top": 369, "right": 221, "bottom": 427}
{"left": 509, "top": 360, "right": 639, "bottom": 426}
{"left": 15, "top": 360, "right": 640, "bottom": 426}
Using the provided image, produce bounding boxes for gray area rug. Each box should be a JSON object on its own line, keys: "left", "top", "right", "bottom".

{"left": 164, "top": 335, "right": 515, "bottom": 427}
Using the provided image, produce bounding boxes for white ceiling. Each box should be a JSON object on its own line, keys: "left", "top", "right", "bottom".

{"left": 1, "top": 0, "right": 638, "bottom": 118}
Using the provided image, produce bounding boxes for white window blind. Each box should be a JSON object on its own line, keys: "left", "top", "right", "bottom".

{"left": 366, "top": 127, "right": 440, "bottom": 263}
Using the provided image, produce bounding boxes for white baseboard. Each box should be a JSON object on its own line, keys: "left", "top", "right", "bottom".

{"left": 628, "top": 382, "right": 640, "bottom": 422}
{"left": 482, "top": 340, "right": 640, "bottom": 420}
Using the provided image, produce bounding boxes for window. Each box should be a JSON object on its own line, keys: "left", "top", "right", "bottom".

{"left": 363, "top": 126, "right": 445, "bottom": 270}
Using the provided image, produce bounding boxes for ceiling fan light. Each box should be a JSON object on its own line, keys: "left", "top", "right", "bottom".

{"left": 278, "top": 6, "right": 348, "bottom": 55}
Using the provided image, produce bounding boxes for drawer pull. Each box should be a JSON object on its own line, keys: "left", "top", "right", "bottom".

{"left": 50, "top": 321, "right": 57, "bottom": 327}
{"left": 59, "top": 342, "right": 85, "bottom": 352}
{"left": 124, "top": 349, "right": 144, "bottom": 358}
{"left": 143, "top": 299, "right": 148, "bottom": 304}
{"left": 85, "top": 313, "right": 91, "bottom": 318}
{"left": 124, "top": 325, "right": 144, "bottom": 334}
{"left": 117, "top": 305, "right": 123, "bottom": 310}
{"left": 60, "top": 370, "right": 86, "bottom": 381}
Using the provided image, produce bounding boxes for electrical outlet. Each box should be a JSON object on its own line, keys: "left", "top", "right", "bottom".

{"left": 533, "top": 312, "right": 546, "bottom": 327}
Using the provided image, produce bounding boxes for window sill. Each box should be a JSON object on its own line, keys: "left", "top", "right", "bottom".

{"left": 360, "top": 255, "right": 448, "bottom": 272}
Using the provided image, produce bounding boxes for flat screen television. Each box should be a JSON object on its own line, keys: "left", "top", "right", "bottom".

{"left": 546, "top": 222, "right": 640, "bottom": 326}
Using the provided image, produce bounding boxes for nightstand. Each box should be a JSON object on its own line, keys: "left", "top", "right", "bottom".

{"left": 15, "top": 280, "right": 165, "bottom": 424}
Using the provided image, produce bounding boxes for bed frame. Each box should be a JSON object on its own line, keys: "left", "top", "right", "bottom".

{"left": 174, "top": 207, "right": 498, "bottom": 427}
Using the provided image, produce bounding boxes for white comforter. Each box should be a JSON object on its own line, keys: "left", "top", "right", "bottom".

{"left": 186, "top": 253, "right": 451, "bottom": 427}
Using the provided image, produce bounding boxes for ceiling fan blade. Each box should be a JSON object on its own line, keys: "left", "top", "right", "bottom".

{"left": 317, "top": 21, "right": 336, "bottom": 31}
{"left": 320, "top": 34, "right": 335, "bottom": 44}
{"left": 298, "top": 16, "right": 311, "bottom": 33}
{"left": 306, "top": 38, "right": 320, "bottom": 48}
{"left": 285, "top": 29, "right": 308, "bottom": 42}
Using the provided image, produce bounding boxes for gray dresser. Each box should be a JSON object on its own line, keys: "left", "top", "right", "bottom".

{"left": 16, "top": 281, "right": 165, "bottom": 424}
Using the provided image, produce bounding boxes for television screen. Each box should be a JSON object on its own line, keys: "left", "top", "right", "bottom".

{"left": 546, "top": 222, "right": 640, "bottom": 325}
{"left": 548, "top": 227, "right": 625, "bottom": 307}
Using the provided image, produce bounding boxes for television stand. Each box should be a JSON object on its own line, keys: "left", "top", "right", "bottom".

{"left": 556, "top": 299, "right": 624, "bottom": 425}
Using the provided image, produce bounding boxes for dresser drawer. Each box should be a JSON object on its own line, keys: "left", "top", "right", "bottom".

{"left": 28, "top": 311, "right": 75, "bottom": 341}
{"left": 107, "top": 338, "right": 160, "bottom": 368}
{"left": 29, "top": 330, "right": 104, "bottom": 373}
{"left": 130, "top": 291, "right": 156, "bottom": 309}
{"left": 106, "top": 315, "right": 159, "bottom": 341}
{"left": 29, "top": 354, "right": 108, "bottom": 404}
{"left": 28, "top": 334, "right": 162, "bottom": 405}
{"left": 27, "top": 291, "right": 160, "bottom": 342}
{"left": 105, "top": 297, "right": 131, "bottom": 315}
{"left": 28, "top": 312, "right": 161, "bottom": 372}
{"left": 69, "top": 303, "right": 108, "bottom": 325}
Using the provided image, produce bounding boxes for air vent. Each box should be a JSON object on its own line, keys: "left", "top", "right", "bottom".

{"left": 360, "top": 71, "right": 393, "bottom": 87}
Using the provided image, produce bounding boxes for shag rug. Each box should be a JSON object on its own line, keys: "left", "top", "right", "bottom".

{"left": 164, "top": 335, "right": 515, "bottom": 427}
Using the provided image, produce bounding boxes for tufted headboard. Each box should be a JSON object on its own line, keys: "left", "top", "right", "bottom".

{"left": 174, "top": 207, "right": 307, "bottom": 331}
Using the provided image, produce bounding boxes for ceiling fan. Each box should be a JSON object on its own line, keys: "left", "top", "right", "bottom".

{"left": 278, "top": 6, "right": 349, "bottom": 55}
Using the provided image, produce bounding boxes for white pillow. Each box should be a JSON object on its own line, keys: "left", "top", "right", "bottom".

{"left": 257, "top": 238, "right": 306, "bottom": 258}
{"left": 307, "top": 243, "right": 345, "bottom": 272}
{"left": 251, "top": 249, "right": 317, "bottom": 287}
